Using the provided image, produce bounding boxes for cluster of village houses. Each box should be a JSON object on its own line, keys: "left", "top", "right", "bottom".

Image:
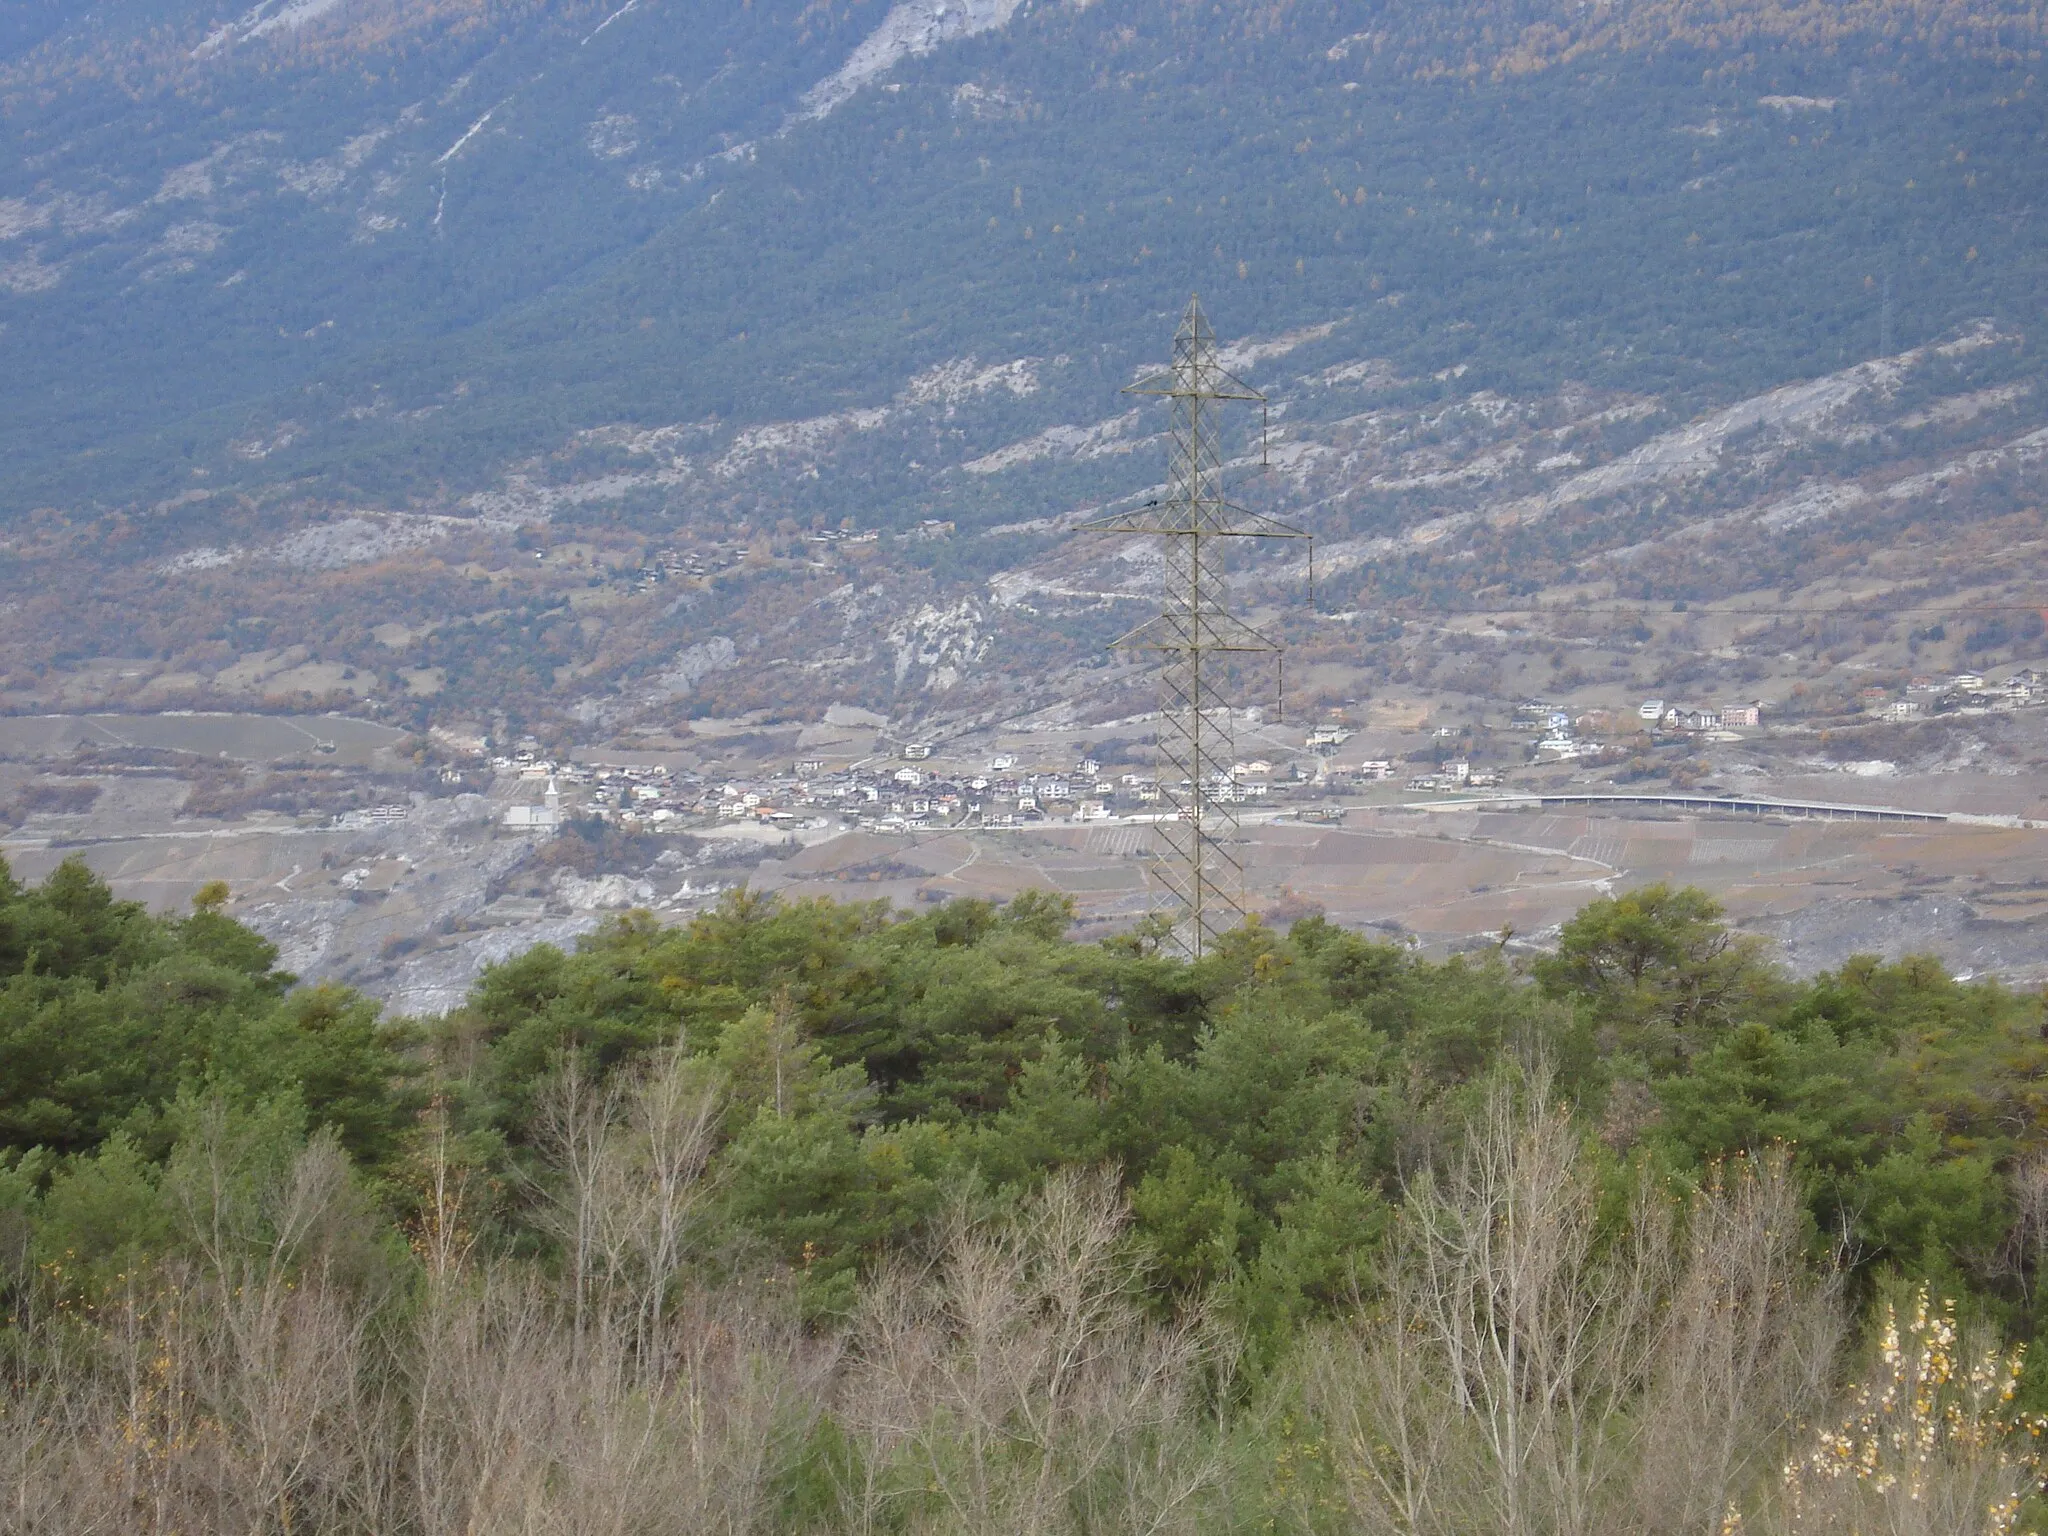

{"left": 482, "top": 732, "right": 1447, "bottom": 834}
{"left": 1518, "top": 667, "right": 2048, "bottom": 762}
{"left": 1518, "top": 696, "right": 1764, "bottom": 762}
{"left": 1870, "top": 669, "right": 2048, "bottom": 719}
{"left": 470, "top": 668, "right": 2048, "bottom": 836}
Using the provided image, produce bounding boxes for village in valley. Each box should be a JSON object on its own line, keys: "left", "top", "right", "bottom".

{"left": 487, "top": 664, "right": 2048, "bottom": 838}
{"left": 4, "top": 611, "right": 2047, "bottom": 1022}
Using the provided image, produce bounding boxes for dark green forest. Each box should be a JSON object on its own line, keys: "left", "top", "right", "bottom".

{"left": 7, "top": 856, "right": 2048, "bottom": 1530}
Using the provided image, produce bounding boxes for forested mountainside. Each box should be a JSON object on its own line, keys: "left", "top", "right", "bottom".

{"left": 0, "top": 0, "right": 2045, "bottom": 740}
{"left": 1, "top": 0, "right": 2043, "bottom": 517}
{"left": 8, "top": 860, "right": 2048, "bottom": 1529}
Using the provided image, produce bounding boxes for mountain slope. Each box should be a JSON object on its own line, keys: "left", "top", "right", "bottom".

{"left": 1, "top": 0, "right": 2044, "bottom": 519}
{"left": 0, "top": 1, "right": 2046, "bottom": 751}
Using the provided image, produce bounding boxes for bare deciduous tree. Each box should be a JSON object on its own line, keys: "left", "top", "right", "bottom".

{"left": 840, "top": 1167, "right": 1222, "bottom": 1536}
{"left": 530, "top": 1037, "right": 722, "bottom": 1369}
{"left": 1314, "top": 1072, "right": 1842, "bottom": 1536}
{"left": 9, "top": 1074, "right": 2041, "bottom": 1536}
{"left": 1630, "top": 1155, "right": 1843, "bottom": 1536}
{"left": 530, "top": 1053, "right": 627, "bottom": 1347}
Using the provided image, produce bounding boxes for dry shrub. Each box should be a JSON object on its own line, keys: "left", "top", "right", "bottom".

{"left": 1632, "top": 1156, "right": 1845, "bottom": 1535}
{"left": 1, "top": 1248, "right": 818, "bottom": 1536}
{"left": 0, "top": 1076, "right": 817, "bottom": 1536}
{"left": 1767, "top": 1290, "right": 2044, "bottom": 1536}
{"left": 10, "top": 781, "right": 99, "bottom": 817}
{"left": 2, "top": 1130, "right": 384, "bottom": 1535}
{"left": 10, "top": 1077, "right": 2046, "bottom": 1535}
{"left": 403, "top": 1267, "right": 823, "bottom": 1536}
{"left": 837, "top": 1167, "right": 1222, "bottom": 1536}
{"left": 406, "top": 1035, "right": 817, "bottom": 1536}
{"left": 1309, "top": 1071, "right": 1843, "bottom": 1536}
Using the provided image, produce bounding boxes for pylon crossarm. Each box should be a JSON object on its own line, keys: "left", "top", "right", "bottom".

{"left": 1107, "top": 612, "right": 1282, "bottom": 653}
{"left": 1079, "top": 502, "right": 1310, "bottom": 539}
{"left": 1122, "top": 367, "right": 1265, "bottom": 403}
{"left": 1075, "top": 507, "right": 1168, "bottom": 534}
{"left": 1211, "top": 506, "right": 1310, "bottom": 540}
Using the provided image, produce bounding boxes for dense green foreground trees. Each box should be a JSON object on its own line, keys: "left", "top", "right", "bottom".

{"left": 5, "top": 857, "right": 2048, "bottom": 1530}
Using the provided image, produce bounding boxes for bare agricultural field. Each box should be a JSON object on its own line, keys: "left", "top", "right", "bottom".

{"left": 2, "top": 826, "right": 346, "bottom": 914}
{"left": 0, "top": 712, "right": 406, "bottom": 766}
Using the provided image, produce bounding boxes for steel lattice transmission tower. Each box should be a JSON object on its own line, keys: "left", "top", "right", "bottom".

{"left": 1084, "top": 297, "right": 1310, "bottom": 958}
